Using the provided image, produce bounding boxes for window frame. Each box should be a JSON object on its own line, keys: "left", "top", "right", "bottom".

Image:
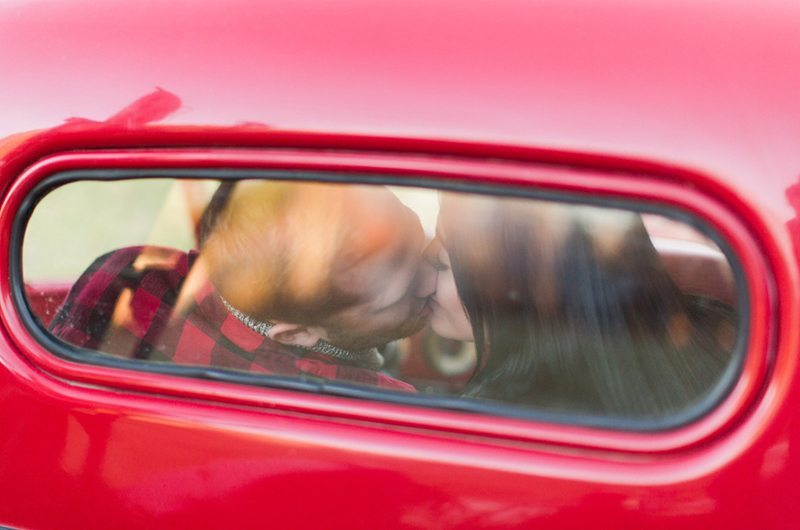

{"left": 0, "top": 149, "right": 774, "bottom": 453}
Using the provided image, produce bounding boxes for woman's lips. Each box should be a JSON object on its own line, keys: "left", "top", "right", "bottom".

{"left": 418, "top": 300, "right": 434, "bottom": 318}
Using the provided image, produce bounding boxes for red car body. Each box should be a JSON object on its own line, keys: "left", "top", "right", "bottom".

{"left": 0, "top": 1, "right": 799, "bottom": 528}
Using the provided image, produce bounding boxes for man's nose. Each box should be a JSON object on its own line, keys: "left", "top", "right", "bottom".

{"left": 414, "top": 261, "right": 437, "bottom": 299}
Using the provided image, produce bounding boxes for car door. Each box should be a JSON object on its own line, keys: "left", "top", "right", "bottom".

{"left": 0, "top": 144, "right": 786, "bottom": 529}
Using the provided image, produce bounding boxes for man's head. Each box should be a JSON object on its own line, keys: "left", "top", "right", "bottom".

{"left": 201, "top": 180, "right": 432, "bottom": 351}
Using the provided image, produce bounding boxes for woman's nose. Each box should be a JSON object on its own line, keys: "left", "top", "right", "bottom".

{"left": 414, "top": 241, "right": 439, "bottom": 298}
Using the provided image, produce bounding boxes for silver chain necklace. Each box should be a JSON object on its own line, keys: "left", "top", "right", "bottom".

{"left": 220, "top": 297, "right": 382, "bottom": 367}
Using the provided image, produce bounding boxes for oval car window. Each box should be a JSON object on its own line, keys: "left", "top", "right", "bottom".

{"left": 20, "top": 177, "right": 743, "bottom": 426}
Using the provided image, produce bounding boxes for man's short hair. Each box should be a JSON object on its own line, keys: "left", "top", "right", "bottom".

{"left": 201, "top": 180, "right": 418, "bottom": 327}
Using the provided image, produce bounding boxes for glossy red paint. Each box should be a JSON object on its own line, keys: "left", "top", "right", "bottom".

{"left": 0, "top": 1, "right": 798, "bottom": 529}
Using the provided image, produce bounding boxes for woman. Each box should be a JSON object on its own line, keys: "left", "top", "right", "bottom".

{"left": 428, "top": 192, "right": 736, "bottom": 419}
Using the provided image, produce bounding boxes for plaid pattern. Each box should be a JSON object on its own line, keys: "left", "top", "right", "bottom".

{"left": 49, "top": 246, "right": 415, "bottom": 392}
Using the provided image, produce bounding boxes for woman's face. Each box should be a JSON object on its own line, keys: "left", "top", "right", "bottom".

{"left": 428, "top": 237, "right": 474, "bottom": 342}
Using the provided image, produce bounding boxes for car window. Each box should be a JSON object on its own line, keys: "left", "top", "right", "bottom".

{"left": 20, "top": 176, "right": 743, "bottom": 427}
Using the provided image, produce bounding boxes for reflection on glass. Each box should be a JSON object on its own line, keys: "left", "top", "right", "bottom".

{"left": 23, "top": 178, "right": 740, "bottom": 422}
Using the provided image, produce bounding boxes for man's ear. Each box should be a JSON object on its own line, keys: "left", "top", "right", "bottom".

{"left": 266, "top": 322, "right": 326, "bottom": 348}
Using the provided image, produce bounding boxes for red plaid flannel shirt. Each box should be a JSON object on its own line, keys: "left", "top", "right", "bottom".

{"left": 49, "top": 246, "right": 415, "bottom": 392}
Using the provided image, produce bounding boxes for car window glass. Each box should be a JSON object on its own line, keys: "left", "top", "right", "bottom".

{"left": 21, "top": 177, "right": 742, "bottom": 425}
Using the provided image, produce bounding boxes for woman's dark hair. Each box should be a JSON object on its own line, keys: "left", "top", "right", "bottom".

{"left": 440, "top": 193, "right": 735, "bottom": 418}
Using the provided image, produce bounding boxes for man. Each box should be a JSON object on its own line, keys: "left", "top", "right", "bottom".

{"left": 50, "top": 180, "right": 435, "bottom": 391}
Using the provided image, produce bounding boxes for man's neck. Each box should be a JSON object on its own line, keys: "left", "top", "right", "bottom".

{"left": 221, "top": 297, "right": 384, "bottom": 370}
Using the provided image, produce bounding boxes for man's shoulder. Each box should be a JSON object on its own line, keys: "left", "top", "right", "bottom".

{"left": 49, "top": 246, "right": 197, "bottom": 332}
{"left": 76, "top": 246, "right": 196, "bottom": 288}
{"left": 91, "top": 245, "right": 195, "bottom": 272}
